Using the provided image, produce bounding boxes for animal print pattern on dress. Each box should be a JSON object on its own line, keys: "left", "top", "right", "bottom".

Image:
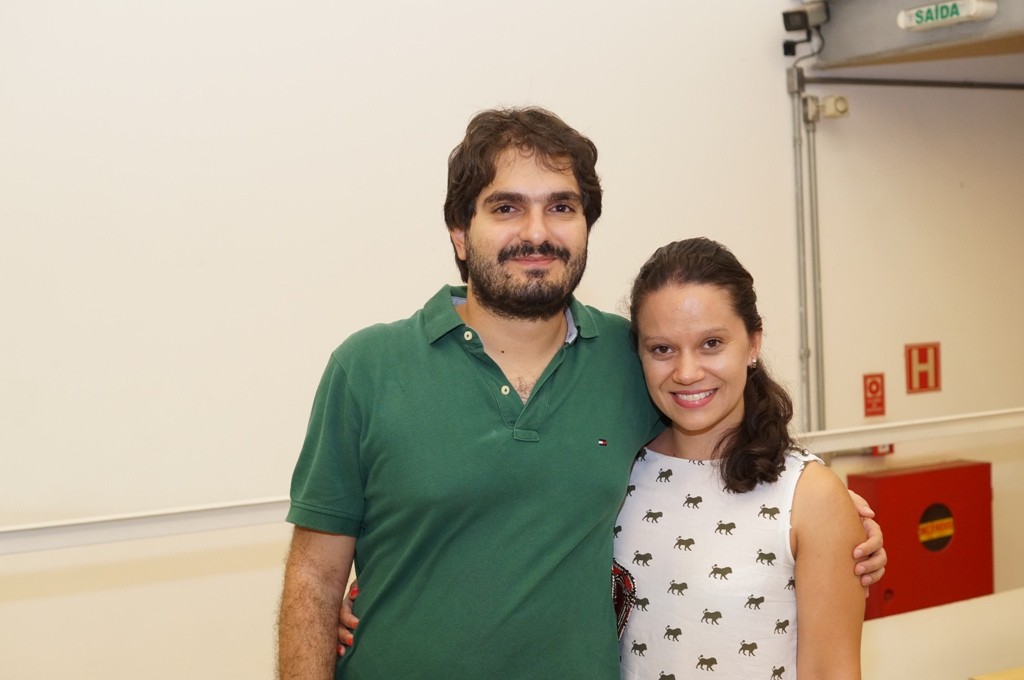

{"left": 615, "top": 449, "right": 819, "bottom": 679}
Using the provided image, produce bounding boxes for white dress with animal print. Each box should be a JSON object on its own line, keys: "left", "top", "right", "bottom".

{"left": 615, "top": 448, "right": 820, "bottom": 680}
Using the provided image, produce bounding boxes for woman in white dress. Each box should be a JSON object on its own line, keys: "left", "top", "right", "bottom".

{"left": 615, "top": 237, "right": 864, "bottom": 680}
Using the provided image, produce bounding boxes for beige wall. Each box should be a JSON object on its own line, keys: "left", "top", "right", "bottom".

{"left": 0, "top": 525, "right": 290, "bottom": 677}
{"left": 2, "top": 1, "right": 1022, "bottom": 678}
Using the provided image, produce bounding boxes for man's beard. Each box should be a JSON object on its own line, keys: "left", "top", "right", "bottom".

{"left": 465, "top": 240, "right": 587, "bottom": 320}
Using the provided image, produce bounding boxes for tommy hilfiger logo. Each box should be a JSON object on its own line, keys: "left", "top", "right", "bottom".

{"left": 597, "top": 439, "right": 608, "bottom": 447}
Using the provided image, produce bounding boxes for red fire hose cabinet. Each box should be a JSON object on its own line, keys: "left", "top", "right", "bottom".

{"left": 847, "top": 460, "right": 993, "bottom": 619}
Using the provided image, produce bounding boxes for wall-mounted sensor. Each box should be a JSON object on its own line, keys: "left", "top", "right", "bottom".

{"left": 821, "top": 95, "right": 849, "bottom": 118}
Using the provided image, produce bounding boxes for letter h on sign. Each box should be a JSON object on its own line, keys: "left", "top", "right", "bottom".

{"left": 905, "top": 343, "right": 941, "bottom": 393}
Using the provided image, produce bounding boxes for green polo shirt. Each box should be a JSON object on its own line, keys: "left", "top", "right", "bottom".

{"left": 288, "top": 285, "right": 662, "bottom": 679}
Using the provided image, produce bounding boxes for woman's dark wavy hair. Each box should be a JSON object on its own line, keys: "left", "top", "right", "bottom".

{"left": 629, "top": 237, "right": 795, "bottom": 493}
{"left": 443, "top": 107, "right": 603, "bottom": 282}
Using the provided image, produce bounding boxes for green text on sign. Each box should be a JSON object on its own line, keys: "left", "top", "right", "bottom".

{"left": 896, "top": 0, "right": 998, "bottom": 31}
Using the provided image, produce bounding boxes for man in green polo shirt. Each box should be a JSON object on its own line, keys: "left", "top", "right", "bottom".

{"left": 277, "top": 107, "right": 885, "bottom": 680}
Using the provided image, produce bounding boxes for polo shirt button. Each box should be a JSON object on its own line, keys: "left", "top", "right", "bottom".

{"left": 463, "top": 330, "right": 473, "bottom": 341}
{"left": 501, "top": 385, "right": 511, "bottom": 395}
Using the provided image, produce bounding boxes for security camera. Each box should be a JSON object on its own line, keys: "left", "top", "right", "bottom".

{"left": 782, "top": 2, "right": 829, "bottom": 31}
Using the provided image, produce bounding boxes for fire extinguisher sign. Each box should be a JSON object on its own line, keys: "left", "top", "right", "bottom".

{"left": 863, "top": 373, "right": 885, "bottom": 417}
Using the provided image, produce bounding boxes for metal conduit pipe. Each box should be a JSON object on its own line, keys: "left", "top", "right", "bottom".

{"left": 804, "top": 114, "right": 827, "bottom": 430}
{"left": 788, "top": 67, "right": 813, "bottom": 433}
{"left": 801, "top": 75, "right": 1024, "bottom": 91}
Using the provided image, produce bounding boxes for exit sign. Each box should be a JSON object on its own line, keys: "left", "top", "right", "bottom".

{"left": 897, "top": 0, "right": 998, "bottom": 31}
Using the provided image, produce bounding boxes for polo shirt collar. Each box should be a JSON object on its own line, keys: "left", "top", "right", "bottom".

{"left": 423, "top": 285, "right": 599, "bottom": 344}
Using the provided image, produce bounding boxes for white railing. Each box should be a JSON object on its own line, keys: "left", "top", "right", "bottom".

{"left": 799, "top": 407, "right": 1024, "bottom": 453}
{"left": 2, "top": 407, "right": 1022, "bottom": 556}
{"left": 0, "top": 497, "right": 289, "bottom": 556}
